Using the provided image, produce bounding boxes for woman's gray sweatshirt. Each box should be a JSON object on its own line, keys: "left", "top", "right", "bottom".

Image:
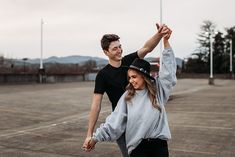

{"left": 93, "top": 48, "right": 177, "bottom": 155}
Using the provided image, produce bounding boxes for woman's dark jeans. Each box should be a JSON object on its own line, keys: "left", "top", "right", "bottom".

{"left": 130, "top": 138, "right": 169, "bottom": 157}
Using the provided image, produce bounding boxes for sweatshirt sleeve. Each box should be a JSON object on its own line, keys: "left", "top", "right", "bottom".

{"left": 156, "top": 48, "right": 177, "bottom": 105}
{"left": 93, "top": 92, "right": 127, "bottom": 142}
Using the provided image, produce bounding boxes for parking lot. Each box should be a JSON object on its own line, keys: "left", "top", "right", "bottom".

{"left": 0, "top": 79, "right": 234, "bottom": 157}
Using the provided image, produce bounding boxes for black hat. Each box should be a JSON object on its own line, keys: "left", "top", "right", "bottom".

{"left": 129, "top": 58, "right": 155, "bottom": 80}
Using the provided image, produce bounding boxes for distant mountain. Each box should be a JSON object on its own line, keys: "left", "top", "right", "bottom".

{"left": 17, "top": 55, "right": 108, "bottom": 66}
{"left": 16, "top": 55, "right": 183, "bottom": 67}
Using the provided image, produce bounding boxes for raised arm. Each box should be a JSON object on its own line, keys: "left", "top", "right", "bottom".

{"left": 156, "top": 30, "right": 177, "bottom": 105}
{"left": 137, "top": 23, "right": 170, "bottom": 59}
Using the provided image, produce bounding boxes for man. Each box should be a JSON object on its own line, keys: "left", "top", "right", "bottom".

{"left": 82, "top": 23, "right": 170, "bottom": 157}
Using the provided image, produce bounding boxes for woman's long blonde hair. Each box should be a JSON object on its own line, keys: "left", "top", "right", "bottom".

{"left": 125, "top": 69, "right": 161, "bottom": 112}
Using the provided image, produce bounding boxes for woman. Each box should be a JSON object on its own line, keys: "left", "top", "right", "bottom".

{"left": 83, "top": 31, "right": 176, "bottom": 157}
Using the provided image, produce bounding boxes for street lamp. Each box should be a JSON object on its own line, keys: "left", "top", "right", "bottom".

{"left": 230, "top": 39, "right": 234, "bottom": 79}
{"left": 160, "top": 0, "right": 162, "bottom": 25}
{"left": 159, "top": 0, "right": 163, "bottom": 71}
{"left": 205, "top": 31, "right": 215, "bottom": 85}
{"left": 22, "top": 58, "right": 28, "bottom": 74}
{"left": 40, "top": 18, "right": 44, "bottom": 70}
{"left": 209, "top": 32, "right": 214, "bottom": 84}
{"left": 22, "top": 58, "right": 28, "bottom": 82}
{"left": 39, "top": 18, "right": 46, "bottom": 83}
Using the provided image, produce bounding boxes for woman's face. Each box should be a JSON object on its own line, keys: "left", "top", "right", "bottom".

{"left": 128, "top": 69, "right": 146, "bottom": 90}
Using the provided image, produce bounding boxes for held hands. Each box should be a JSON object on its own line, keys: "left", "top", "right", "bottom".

{"left": 163, "top": 27, "right": 172, "bottom": 40}
{"left": 156, "top": 23, "right": 172, "bottom": 48}
{"left": 82, "top": 137, "right": 97, "bottom": 152}
{"left": 156, "top": 23, "right": 171, "bottom": 38}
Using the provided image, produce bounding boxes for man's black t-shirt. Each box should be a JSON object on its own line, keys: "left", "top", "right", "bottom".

{"left": 94, "top": 52, "right": 139, "bottom": 111}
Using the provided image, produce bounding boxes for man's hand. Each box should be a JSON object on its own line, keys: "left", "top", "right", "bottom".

{"left": 137, "top": 22, "right": 171, "bottom": 58}
{"left": 82, "top": 137, "right": 97, "bottom": 152}
{"left": 163, "top": 27, "right": 172, "bottom": 40}
{"left": 88, "top": 138, "right": 97, "bottom": 150}
{"left": 82, "top": 136, "right": 92, "bottom": 152}
{"left": 156, "top": 23, "right": 171, "bottom": 38}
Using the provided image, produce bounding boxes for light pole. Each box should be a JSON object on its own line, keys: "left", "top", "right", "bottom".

{"left": 230, "top": 39, "right": 234, "bottom": 79}
{"left": 160, "top": 0, "right": 162, "bottom": 24}
{"left": 159, "top": 0, "right": 163, "bottom": 71}
{"left": 205, "top": 31, "right": 215, "bottom": 85}
{"left": 22, "top": 58, "right": 28, "bottom": 74}
{"left": 22, "top": 58, "right": 28, "bottom": 82}
{"left": 209, "top": 32, "right": 214, "bottom": 84}
{"left": 39, "top": 18, "right": 45, "bottom": 83}
{"left": 40, "top": 18, "right": 44, "bottom": 70}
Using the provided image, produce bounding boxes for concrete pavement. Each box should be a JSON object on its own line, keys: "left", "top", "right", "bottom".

{"left": 0, "top": 79, "right": 234, "bottom": 157}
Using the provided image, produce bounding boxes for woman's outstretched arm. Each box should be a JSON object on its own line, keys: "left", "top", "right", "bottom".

{"left": 156, "top": 30, "right": 177, "bottom": 105}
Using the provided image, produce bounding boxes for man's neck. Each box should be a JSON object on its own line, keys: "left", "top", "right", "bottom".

{"left": 109, "top": 60, "right": 122, "bottom": 68}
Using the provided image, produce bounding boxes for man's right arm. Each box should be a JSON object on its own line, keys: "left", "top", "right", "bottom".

{"left": 82, "top": 93, "right": 103, "bottom": 150}
{"left": 87, "top": 93, "right": 103, "bottom": 137}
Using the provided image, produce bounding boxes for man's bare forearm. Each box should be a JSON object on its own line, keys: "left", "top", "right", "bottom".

{"left": 86, "top": 94, "right": 102, "bottom": 137}
{"left": 87, "top": 105, "right": 100, "bottom": 137}
{"left": 144, "top": 33, "right": 162, "bottom": 52}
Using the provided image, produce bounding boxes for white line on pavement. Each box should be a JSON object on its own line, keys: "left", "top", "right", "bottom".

{"left": 0, "top": 107, "right": 111, "bottom": 138}
{"left": 170, "top": 148, "right": 216, "bottom": 155}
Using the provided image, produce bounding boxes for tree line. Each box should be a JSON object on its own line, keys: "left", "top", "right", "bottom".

{"left": 0, "top": 57, "right": 98, "bottom": 74}
{"left": 183, "top": 20, "right": 235, "bottom": 74}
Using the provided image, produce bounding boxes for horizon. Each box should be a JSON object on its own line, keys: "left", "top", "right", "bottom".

{"left": 4, "top": 54, "right": 184, "bottom": 61}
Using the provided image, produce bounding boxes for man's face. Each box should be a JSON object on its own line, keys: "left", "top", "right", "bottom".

{"left": 105, "top": 40, "right": 123, "bottom": 61}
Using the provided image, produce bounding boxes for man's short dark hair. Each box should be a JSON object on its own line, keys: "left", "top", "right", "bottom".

{"left": 101, "top": 34, "right": 120, "bottom": 51}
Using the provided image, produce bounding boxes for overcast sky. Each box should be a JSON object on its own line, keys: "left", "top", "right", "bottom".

{"left": 0, "top": 0, "right": 234, "bottom": 60}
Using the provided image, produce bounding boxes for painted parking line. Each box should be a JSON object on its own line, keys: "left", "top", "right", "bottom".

{"left": 170, "top": 111, "right": 235, "bottom": 115}
{"left": 0, "top": 107, "right": 111, "bottom": 138}
{"left": 170, "top": 148, "right": 216, "bottom": 155}
{"left": 172, "top": 124, "right": 233, "bottom": 130}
